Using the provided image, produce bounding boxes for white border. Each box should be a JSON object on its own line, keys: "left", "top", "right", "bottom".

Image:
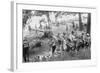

{"left": 12, "top": 1, "right": 97, "bottom": 71}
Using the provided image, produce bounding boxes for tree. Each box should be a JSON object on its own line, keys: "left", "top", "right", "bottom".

{"left": 87, "top": 13, "right": 91, "bottom": 34}
{"left": 23, "top": 10, "right": 32, "bottom": 28}
{"left": 79, "top": 13, "right": 83, "bottom": 31}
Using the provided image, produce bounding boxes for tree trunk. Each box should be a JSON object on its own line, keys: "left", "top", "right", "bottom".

{"left": 79, "top": 13, "right": 83, "bottom": 31}
{"left": 87, "top": 13, "right": 91, "bottom": 34}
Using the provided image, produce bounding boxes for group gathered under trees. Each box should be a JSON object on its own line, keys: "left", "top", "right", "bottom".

{"left": 23, "top": 10, "right": 91, "bottom": 62}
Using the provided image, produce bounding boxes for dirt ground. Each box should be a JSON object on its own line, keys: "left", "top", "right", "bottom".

{"left": 27, "top": 38, "right": 91, "bottom": 62}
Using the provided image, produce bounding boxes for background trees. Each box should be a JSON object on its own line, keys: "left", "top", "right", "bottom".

{"left": 23, "top": 10, "right": 91, "bottom": 38}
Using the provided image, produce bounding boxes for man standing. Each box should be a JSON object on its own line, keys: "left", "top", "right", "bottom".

{"left": 23, "top": 39, "right": 29, "bottom": 62}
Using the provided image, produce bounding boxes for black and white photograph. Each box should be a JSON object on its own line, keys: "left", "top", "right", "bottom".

{"left": 10, "top": 1, "right": 97, "bottom": 71}
{"left": 22, "top": 9, "right": 91, "bottom": 62}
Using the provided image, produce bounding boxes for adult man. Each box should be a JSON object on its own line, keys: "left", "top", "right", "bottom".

{"left": 51, "top": 42, "right": 56, "bottom": 54}
{"left": 23, "top": 39, "right": 29, "bottom": 62}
